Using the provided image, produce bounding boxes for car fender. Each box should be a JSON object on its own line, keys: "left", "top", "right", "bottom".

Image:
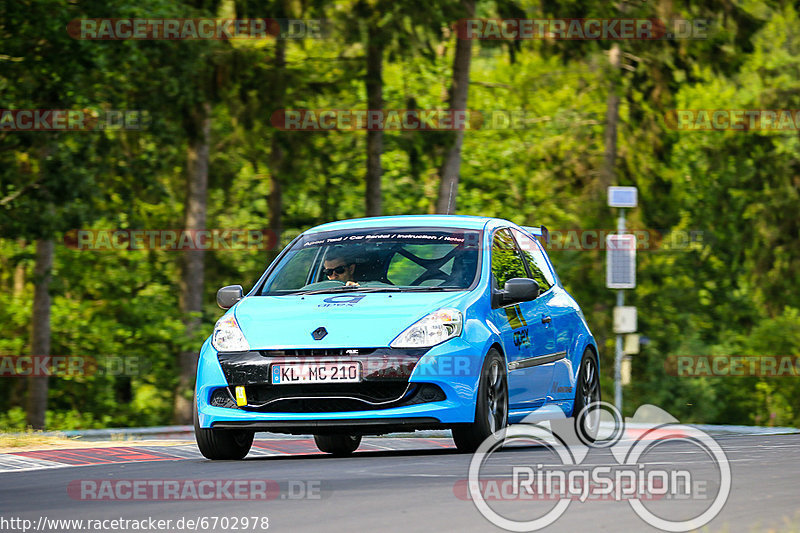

{"left": 195, "top": 338, "right": 229, "bottom": 427}
{"left": 561, "top": 332, "right": 599, "bottom": 391}
{"left": 407, "top": 306, "right": 505, "bottom": 412}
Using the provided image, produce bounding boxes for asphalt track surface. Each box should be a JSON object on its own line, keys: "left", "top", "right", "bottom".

{"left": 1, "top": 432, "right": 799, "bottom": 533}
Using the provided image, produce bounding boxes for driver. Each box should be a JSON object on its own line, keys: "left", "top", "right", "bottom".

{"left": 323, "top": 253, "right": 358, "bottom": 285}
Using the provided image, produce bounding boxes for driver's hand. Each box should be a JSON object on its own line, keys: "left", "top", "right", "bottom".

{"left": 345, "top": 281, "right": 360, "bottom": 286}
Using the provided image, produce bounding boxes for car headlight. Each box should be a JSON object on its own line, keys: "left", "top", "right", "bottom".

{"left": 211, "top": 314, "right": 250, "bottom": 352}
{"left": 390, "top": 308, "right": 463, "bottom": 348}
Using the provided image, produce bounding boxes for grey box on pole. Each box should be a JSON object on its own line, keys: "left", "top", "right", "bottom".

{"left": 613, "top": 306, "right": 638, "bottom": 333}
{"left": 607, "top": 186, "right": 638, "bottom": 208}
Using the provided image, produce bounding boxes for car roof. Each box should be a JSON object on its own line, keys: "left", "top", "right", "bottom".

{"left": 305, "top": 214, "right": 512, "bottom": 234}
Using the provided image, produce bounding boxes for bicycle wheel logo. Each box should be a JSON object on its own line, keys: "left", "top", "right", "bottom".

{"left": 465, "top": 403, "right": 731, "bottom": 532}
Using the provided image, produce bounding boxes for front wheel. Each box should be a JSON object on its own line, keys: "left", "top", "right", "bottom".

{"left": 452, "top": 349, "right": 508, "bottom": 453}
{"left": 194, "top": 399, "right": 254, "bottom": 460}
{"left": 313, "top": 434, "right": 361, "bottom": 456}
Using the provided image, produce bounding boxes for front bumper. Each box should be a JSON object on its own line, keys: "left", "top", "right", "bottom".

{"left": 195, "top": 337, "right": 484, "bottom": 432}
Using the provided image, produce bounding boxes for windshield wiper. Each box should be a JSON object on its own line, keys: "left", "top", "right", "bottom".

{"left": 294, "top": 286, "right": 403, "bottom": 295}
{"left": 395, "top": 286, "right": 466, "bottom": 292}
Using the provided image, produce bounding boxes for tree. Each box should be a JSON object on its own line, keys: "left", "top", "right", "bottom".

{"left": 175, "top": 101, "right": 212, "bottom": 423}
{"left": 436, "top": 0, "right": 476, "bottom": 214}
{"left": 0, "top": 0, "right": 140, "bottom": 428}
{"left": 365, "top": 22, "right": 384, "bottom": 216}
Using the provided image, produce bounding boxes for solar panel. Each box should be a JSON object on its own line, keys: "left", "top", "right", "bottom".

{"left": 606, "top": 234, "right": 636, "bottom": 288}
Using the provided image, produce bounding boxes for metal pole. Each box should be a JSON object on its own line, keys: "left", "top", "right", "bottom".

{"left": 614, "top": 209, "right": 626, "bottom": 411}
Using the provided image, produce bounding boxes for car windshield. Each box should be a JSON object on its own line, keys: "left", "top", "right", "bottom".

{"left": 259, "top": 227, "right": 482, "bottom": 295}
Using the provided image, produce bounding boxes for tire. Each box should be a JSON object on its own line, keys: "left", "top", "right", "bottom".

{"left": 551, "top": 349, "right": 601, "bottom": 445}
{"left": 452, "top": 348, "right": 508, "bottom": 453}
{"left": 313, "top": 434, "right": 361, "bottom": 456}
{"left": 193, "top": 399, "right": 254, "bottom": 460}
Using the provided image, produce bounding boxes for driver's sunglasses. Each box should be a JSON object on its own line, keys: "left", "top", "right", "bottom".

{"left": 324, "top": 265, "right": 348, "bottom": 276}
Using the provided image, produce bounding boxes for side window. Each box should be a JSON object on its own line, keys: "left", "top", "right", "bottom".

{"left": 262, "top": 247, "right": 318, "bottom": 292}
{"left": 512, "top": 229, "right": 555, "bottom": 291}
{"left": 491, "top": 228, "right": 528, "bottom": 289}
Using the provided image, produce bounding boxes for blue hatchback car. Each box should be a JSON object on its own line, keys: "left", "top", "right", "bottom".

{"left": 194, "top": 215, "right": 600, "bottom": 459}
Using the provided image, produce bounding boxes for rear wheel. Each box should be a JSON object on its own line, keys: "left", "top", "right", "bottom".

{"left": 313, "top": 434, "right": 361, "bottom": 456}
{"left": 551, "top": 349, "right": 600, "bottom": 444}
{"left": 193, "top": 399, "right": 254, "bottom": 460}
{"left": 452, "top": 348, "right": 508, "bottom": 453}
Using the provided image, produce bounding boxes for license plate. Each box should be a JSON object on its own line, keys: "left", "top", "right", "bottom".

{"left": 271, "top": 362, "right": 361, "bottom": 385}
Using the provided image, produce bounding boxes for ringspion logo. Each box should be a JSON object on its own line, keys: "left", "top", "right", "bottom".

{"left": 462, "top": 403, "right": 731, "bottom": 531}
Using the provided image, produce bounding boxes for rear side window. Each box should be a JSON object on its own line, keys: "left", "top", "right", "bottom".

{"left": 491, "top": 228, "right": 528, "bottom": 289}
{"left": 512, "top": 228, "right": 555, "bottom": 291}
{"left": 387, "top": 244, "right": 456, "bottom": 286}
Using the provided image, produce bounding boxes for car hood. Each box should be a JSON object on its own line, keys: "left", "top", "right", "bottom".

{"left": 232, "top": 291, "right": 468, "bottom": 349}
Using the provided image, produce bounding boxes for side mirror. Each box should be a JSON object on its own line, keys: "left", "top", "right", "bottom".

{"left": 217, "top": 285, "right": 243, "bottom": 309}
{"left": 502, "top": 278, "right": 540, "bottom": 304}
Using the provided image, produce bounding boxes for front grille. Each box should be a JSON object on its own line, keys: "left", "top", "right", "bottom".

{"left": 247, "top": 381, "right": 409, "bottom": 405}
{"left": 218, "top": 348, "right": 430, "bottom": 386}
{"left": 258, "top": 348, "right": 380, "bottom": 357}
{"left": 241, "top": 383, "right": 446, "bottom": 413}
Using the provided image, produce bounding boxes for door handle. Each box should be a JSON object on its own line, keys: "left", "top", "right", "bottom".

{"left": 541, "top": 315, "right": 552, "bottom": 324}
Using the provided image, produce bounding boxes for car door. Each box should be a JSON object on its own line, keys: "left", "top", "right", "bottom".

{"left": 511, "top": 228, "right": 568, "bottom": 401}
{"left": 490, "top": 228, "right": 556, "bottom": 409}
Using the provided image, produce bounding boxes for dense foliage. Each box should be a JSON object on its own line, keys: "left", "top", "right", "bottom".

{"left": 1, "top": 0, "right": 798, "bottom": 429}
